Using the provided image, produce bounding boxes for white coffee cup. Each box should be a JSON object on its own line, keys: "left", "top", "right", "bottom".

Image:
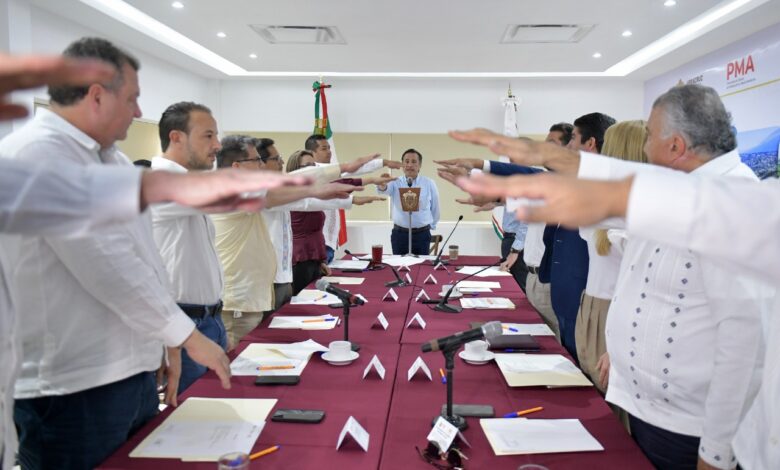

{"left": 464, "top": 340, "right": 489, "bottom": 358}
{"left": 441, "top": 284, "right": 460, "bottom": 297}
{"left": 328, "top": 340, "right": 352, "bottom": 359}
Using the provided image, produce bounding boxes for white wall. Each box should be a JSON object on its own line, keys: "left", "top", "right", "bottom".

{"left": 218, "top": 77, "right": 644, "bottom": 135}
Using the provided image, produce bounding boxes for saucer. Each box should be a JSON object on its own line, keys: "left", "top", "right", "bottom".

{"left": 321, "top": 351, "right": 359, "bottom": 366}
{"left": 458, "top": 350, "right": 495, "bottom": 365}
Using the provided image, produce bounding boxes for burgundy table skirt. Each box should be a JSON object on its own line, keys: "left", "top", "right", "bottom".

{"left": 98, "top": 255, "right": 651, "bottom": 469}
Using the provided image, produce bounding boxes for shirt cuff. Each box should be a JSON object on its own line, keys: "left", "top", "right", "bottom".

{"left": 158, "top": 308, "right": 196, "bottom": 347}
{"left": 577, "top": 151, "right": 614, "bottom": 180}
{"left": 511, "top": 237, "right": 524, "bottom": 251}
{"left": 483, "top": 160, "right": 491, "bottom": 173}
{"left": 626, "top": 172, "right": 697, "bottom": 244}
{"left": 699, "top": 438, "right": 737, "bottom": 469}
{"left": 343, "top": 158, "right": 382, "bottom": 176}
{"left": 90, "top": 165, "right": 142, "bottom": 220}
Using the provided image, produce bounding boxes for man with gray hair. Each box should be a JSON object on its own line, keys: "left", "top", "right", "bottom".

{"left": 450, "top": 84, "right": 774, "bottom": 470}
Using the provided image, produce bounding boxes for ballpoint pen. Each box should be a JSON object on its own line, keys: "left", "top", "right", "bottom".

{"left": 257, "top": 365, "right": 296, "bottom": 371}
{"left": 502, "top": 325, "right": 519, "bottom": 332}
{"left": 302, "top": 317, "right": 336, "bottom": 323}
{"left": 439, "top": 368, "right": 447, "bottom": 384}
{"left": 250, "top": 445, "right": 280, "bottom": 460}
{"left": 503, "top": 406, "right": 543, "bottom": 418}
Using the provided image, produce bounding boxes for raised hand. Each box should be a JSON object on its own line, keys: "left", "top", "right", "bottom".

{"left": 341, "top": 153, "right": 382, "bottom": 174}
{"left": 352, "top": 196, "right": 386, "bottom": 205}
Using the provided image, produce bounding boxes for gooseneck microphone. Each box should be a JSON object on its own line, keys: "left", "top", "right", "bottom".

{"left": 315, "top": 279, "right": 365, "bottom": 306}
{"left": 421, "top": 321, "right": 502, "bottom": 353}
{"left": 432, "top": 215, "right": 463, "bottom": 266}
{"left": 343, "top": 249, "right": 407, "bottom": 287}
{"left": 434, "top": 257, "right": 506, "bottom": 314}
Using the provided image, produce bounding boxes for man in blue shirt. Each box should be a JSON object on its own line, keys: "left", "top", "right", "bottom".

{"left": 377, "top": 149, "right": 440, "bottom": 255}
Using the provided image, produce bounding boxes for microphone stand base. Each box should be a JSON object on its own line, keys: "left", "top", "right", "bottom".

{"left": 366, "top": 264, "right": 385, "bottom": 271}
{"left": 384, "top": 280, "right": 408, "bottom": 287}
{"left": 328, "top": 303, "right": 362, "bottom": 308}
{"left": 432, "top": 413, "right": 468, "bottom": 431}
{"left": 433, "top": 303, "right": 463, "bottom": 314}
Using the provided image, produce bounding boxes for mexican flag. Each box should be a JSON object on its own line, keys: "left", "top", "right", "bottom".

{"left": 492, "top": 90, "right": 521, "bottom": 239}
{"left": 313, "top": 80, "right": 348, "bottom": 246}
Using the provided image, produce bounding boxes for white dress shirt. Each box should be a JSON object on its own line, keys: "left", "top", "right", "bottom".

{"left": 0, "top": 109, "right": 194, "bottom": 404}
{"left": 579, "top": 150, "right": 774, "bottom": 468}
{"left": 580, "top": 227, "right": 626, "bottom": 299}
{"left": 150, "top": 156, "right": 223, "bottom": 305}
{"left": 0, "top": 159, "right": 142, "bottom": 470}
{"left": 522, "top": 222, "right": 546, "bottom": 267}
{"left": 626, "top": 169, "right": 780, "bottom": 470}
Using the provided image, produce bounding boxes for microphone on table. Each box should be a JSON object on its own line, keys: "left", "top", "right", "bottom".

{"left": 421, "top": 321, "right": 502, "bottom": 353}
{"left": 432, "top": 215, "right": 463, "bottom": 266}
{"left": 344, "top": 249, "right": 407, "bottom": 287}
{"left": 315, "top": 279, "right": 365, "bottom": 306}
{"left": 433, "top": 257, "right": 506, "bottom": 314}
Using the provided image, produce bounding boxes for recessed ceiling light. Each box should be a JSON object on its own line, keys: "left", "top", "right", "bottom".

{"left": 592, "top": 52, "right": 602, "bottom": 58}
{"left": 664, "top": 0, "right": 677, "bottom": 6}
{"left": 216, "top": 32, "right": 227, "bottom": 38}
{"left": 622, "top": 30, "right": 633, "bottom": 37}
{"left": 249, "top": 53, "right": 258, "bottom": 59}
{"left": 171, "top": 1, "right": 183, "bottom": 8}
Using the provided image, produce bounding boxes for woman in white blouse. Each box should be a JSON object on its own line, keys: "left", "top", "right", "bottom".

{"left": 574, "top": 120, "right": 648, "bottom": 392}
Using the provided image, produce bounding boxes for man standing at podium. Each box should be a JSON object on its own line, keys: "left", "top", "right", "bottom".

{"left": 377, "top": 148, "right": 440, "bottom": 255}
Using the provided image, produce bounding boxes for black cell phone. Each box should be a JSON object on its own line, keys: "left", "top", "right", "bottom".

{"left": 271, "top": 409, "right": 325, "bottom": 423}
{"left": 254, "top": 375, "right": 300, "bottom": 385}
{"left": 441, "top": 404, "right": 495, "bottom": 418}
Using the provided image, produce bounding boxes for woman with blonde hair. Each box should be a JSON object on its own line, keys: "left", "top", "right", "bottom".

{"left": 574, "top": 120, "right": 648, "bottom": 393}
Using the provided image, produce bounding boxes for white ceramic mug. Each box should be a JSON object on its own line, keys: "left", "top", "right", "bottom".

{"left": 328, "top": 340, "right": 352, "bottom": 359}
{"left": 464, "top": 340, "right": 489, "bottom": 358}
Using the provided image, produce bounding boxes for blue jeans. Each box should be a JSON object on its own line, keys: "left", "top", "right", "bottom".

{"left": 391, "top": 227, "right": 431, "bottom": 256}
{"left": 14, "top": 371, "right": 158, "bottom": 470}
{"left": 178, "top": 313, "right": 228, "bottom": 394}
{"left": 629, "top": 414, "right": 700, "bottom": 470}
{"left": 325, "top": 246, "right": 335, "bottom": 264}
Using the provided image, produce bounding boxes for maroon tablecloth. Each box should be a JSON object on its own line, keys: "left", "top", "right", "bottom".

{"left": 99, "top": 255, "right": 652, "bottom": 469}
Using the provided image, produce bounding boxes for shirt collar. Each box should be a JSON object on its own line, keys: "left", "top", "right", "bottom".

{"left": 690, "top": 148, "right": 742, "bottom": 176}
{"left": 151, "top": 156, "right": 188, "bottom": 173}
{"left": 36, "top": 107, "right": 102, "bottom": 154}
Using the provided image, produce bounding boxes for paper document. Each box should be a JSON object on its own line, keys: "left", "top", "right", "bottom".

{"left": 456, "top": 266, "right": 511, "bottom": 277}
{"left": 494, "top": 354, "right": 592, "bottom": 387}
{"left": 480, "top": 418, "right": 603, "bottom": 455}
{"left": 269, "top": 314, "right": 338, "bottom": 330}
{"left": 230, "top": 340, "right": 326, "bottom": 376}
{"left": 290, "top": 289, "right": 341, "bottom": 305}
{"left": 329, "top": 259, "right": 370, "bottom": 270}
{"left": 501, "top": 323, "right": 555, "bottom": 336}
{"left": 459, "top": 297, "right": 515, "bottom": 310}
{"left": 458, "top": 281, "right": 501, "bottom": 289}
{"left": 322, "top": 276, "right": 365, "bottom": 285}
{"left": 382, "top": 255, "right": 427, "bottom": 267}
{"left": 458, "top": 287, "right": 493, "bottom": 293}
{"left": 130, "top": 397, "right": 276, "bottom": 461}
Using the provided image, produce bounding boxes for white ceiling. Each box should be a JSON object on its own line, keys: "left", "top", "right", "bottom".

{"left": 28, "top": 0, "right": 780, "bottom": 79}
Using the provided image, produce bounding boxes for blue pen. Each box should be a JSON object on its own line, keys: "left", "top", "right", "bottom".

{"left": 503, "top": 348, "right": 520, "bottom": 353}
{"left": 502, "top": 325, "right": 519, "bottom": 333}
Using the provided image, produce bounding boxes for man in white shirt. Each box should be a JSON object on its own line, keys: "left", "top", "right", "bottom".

{"left": 151, "top": 101, "right": 228, "bottom": 395}
{"left": 0, "top": 38, "right": 232, "bottom": 470}
{"left": 452, "top": 84, "right": 773, "bottom": 470}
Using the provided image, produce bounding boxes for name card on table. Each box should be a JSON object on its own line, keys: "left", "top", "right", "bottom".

{"left": 336, "top": 416, "right": 370, "bottom": 452}
{"left": 398, "top": 264, "right": 411, "bottom": 272}
{"left": 424, "top": 274, "right": 438, "bottom": 285}
{"left": 382, "top": 288, "right": 399, "bottom": 302}
{"left": 428, "top": 417, "right": 459, "bottom": 452}
{"left": 362, "top": 355, "right": 386, "bottom": 380}
{"left": 405, "top": 273, "right": 413, "bottom": 284}
{"left": 415, "top": 289, "right": 430, "bottom": 302}
{"left": 372, "top": 312, "right": 389, "bottom": 330}
{"left": 407, "top": 312, "right": 427, "bottom": 329}
{"left": 434, "top": 262, "right": 446, "bottom": 271}
{"left": 407, "top": 356, "right": 433, "bottom": 381}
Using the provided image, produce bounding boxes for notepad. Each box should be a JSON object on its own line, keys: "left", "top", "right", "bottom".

{"left": 329, "top": 259, "right": 370, "bottom": 270}
{"left": 494, "top": 353, "right": 592, "bottom": 387}
{"left": 230, "top": 340, "right": 326, "bottom": 376}
{"left": 458, "top": 281, "right": 501, "bottom": 289}
{"left": 269, "top": 314, "right": 338, "bottom": 330}
{"left": 130, "top": 398, "right": 276, "bottom": 461}
{"left": 382, "top": 255, "right": 427, "bottom": 267}
{"left": 500, "top": 323, "right": 555, "bottom": 336}
{"left": 480, "top": 418, "right": 603, "bottom": 455}
{"left": 321, "top": 276, "right": 365, "bottom": 285}
{"left": 456, "top": 266, "right": 511, "bottom": 277}
{"left": 290, "top": 289, "right": 341, "bottom": 305}
{"left": 459, "top": 297, "right": 515, "bottom": 309}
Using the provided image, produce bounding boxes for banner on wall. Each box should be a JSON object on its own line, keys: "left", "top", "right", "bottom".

{"left": 491, "top": 88, "right": 521, "bottom": 239}
{"left": 644, "top": 22, "right": 780, "bottom": 179}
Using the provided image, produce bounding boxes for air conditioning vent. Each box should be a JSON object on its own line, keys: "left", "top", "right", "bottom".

{"left": 250, "top": 25, "right": 346, "bottom": 45}
{"left": 501, "top": 24, "right": 595, "bottom": 44}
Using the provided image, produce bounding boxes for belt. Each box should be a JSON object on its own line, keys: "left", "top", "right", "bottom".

{"left": 393, "top": 224, "right": 430, "bottom": 234}
{"left": 527, "top": 265, "right": 540, "bottom": 275}
{"left": 504, "top": 232, "right": 516, "bottom": 238}
{"left": 178, "top": 300, "right": 223, "bottom": 319}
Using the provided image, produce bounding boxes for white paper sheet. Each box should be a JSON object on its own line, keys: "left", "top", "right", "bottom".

{"left": 493, "top": 353, "right": 592, "bottom": 387}
{"left": 480, "top": 418, "right": 603, "bottom": 455}
{"left": 428, "top": 417, "right": 459, "bottom": 452}
{"left": 230, "top": 340, "right": 326, "bottom": 376}
{"left": 329, "top": 259, "right": 370, "bottom": 270}
{"left": 459, "top": 297, "right": 516, "bottom": 309}
{"left": 456, "top": 266, "right": 511, "bottom": 277}
{"left": 130, "top": 398, "right": 276, "bottom": 461}
{"left": 268, "top": 314, "right": 338, "bottom": 330}
{"left": 458, "top": 287, "right": 493, "bottom": 293}
{"left": 382, "top": 255, "right": 427, "bottom": 267}
{"left": 290, "top": 289, "right": 341, "bottom": 305}
{"left": 458, "top": 281, "right": 501, "bottom": 289}
{"left": 501, "top": 323, "right": 555, "bottom": 336}
{"left": 321, "top": 276, "right": 365, "bottom": 285}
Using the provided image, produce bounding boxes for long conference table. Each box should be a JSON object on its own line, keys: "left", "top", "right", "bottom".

{"left": 100, "top": 256, "right": 652, "bottom": 469}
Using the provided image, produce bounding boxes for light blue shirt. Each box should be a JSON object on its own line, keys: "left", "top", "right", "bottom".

{"left": 502, "top": 209, "right": 528, "bottom": 251}
{"left": 378, "top": 175, "right": 440, "bottom": 230}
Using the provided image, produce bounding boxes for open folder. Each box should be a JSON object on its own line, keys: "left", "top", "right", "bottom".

{"left": 129, "top": 397, "right": 277, "bottom": 461}
{"left": 480, "top": 418, "right": 604, "bottom": 455}
{"left": 494, "top": 353, "right": 592, "bottom": 387}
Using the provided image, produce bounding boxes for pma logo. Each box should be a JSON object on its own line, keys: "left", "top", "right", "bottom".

{"left": 726, "top": 54, "right": 755, "bottom": 80}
